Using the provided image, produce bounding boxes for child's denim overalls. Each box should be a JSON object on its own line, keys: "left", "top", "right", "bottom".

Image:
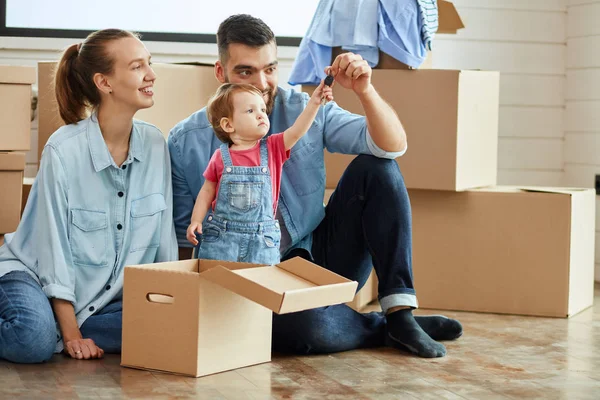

{"left": 197, "top": 139, "right": 281, "bottom": 265}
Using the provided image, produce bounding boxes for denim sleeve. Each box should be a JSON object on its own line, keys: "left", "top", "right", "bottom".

{"left": 156, "top": 139, "right": 178, "bottom": 262}
{"left": 321, "top": 100, "right": 371, "bottom": 156}
{"left": 36, "top": 145, "right": 76, "bottom": 303}
{"left": 321, "top": 96, "right": 407, "bottom": 159}
{"left": 168, "top": 133, "right": 195, "bottom": 249}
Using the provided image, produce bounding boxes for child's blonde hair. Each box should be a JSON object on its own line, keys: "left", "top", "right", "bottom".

{"left": 206, "top": 83, "right": 264, "bottom": 145}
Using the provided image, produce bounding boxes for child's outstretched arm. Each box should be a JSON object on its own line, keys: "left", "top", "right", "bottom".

{"left": 186, "top": 180, "right": 217, "bottom": 246}
{"left": 283, "top": 77, "right": 334, "bottom": 151}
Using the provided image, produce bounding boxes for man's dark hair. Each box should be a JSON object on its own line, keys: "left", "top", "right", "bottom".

{"left": 217, "top": 14, "right": 276, "bottom": 62}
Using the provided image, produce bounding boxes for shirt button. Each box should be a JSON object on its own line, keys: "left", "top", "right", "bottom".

{"left": 262, "top": 167, "right": 267, "bottom": 173}
{"left": 118, "top": 191, "right": 124, "bottom": 197}
{"left": 122, "top": 165, "right": 127, "bottom": 170}
{"left": 117, "top": 223, "right": 123, "bottom": 230}
{"left": 225, "top": 167, "right": 232, "bottom": 173}
{"left": 208, "top": 216, "right": 213, "bottom": 221}
{"left": 106, "top": 285, "right": 111, "bottom": 290}
{"left": 89, "top": 306, "right": 95, "bottom": 312}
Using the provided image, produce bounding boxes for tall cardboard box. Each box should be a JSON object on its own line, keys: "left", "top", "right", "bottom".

{"left": 121, "top": 257, "right": 357, "bottom": 377}
{"left": 410, "top": 186, "right": 596, "bottom": 318}
{"left": 0, "top": 152, "right": 26, "bottom": 233}
{"left": 38, "top": 62, "right": 219, "bottom": 162}
{"left": 305, "top": 69, "right": 500, "bottom": 191}
{"left": 0, "top": 66, "right": 35, "bottom": 151}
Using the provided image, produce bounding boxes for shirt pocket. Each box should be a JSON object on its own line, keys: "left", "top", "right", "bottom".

{"left": 70, "top": 209, "right": 109, "bottom": 267}
{"left": 130, "top": 193, "right": 167, "bottom": 252}
{"left": 227, "top": 182, "right": 263, "bottom": 212}
{"left": 284, "top": 139, "right": 325, "bottom": 196}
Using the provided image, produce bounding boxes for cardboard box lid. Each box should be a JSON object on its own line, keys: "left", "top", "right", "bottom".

{"left": 438, "top": 0, "right": 465, "bottom": 34}
{"left": 0, "top": 152, "right": 26, "bottom": 170}
{"left": 200, "top": 257, "right": 358, "bottom": 314}
{"left": 0, "top": 65, "right": 36, "bottom": 85}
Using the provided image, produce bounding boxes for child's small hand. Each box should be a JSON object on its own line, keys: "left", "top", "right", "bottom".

{"left": 310, "top": 76, "right": 334, "bottom": 106}
{"left": 186, "top": 222, "right": 202, "bottom": 246}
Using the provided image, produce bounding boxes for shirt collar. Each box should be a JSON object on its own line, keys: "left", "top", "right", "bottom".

{"left": 87, "top": 114, "right": 144, "bottom": 172}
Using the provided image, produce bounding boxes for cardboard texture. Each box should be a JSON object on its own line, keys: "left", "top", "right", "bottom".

{"left": 323, "top": 189, "right": 379, "bottom": 310}
{"left": 409, "top": 186, "right": 596, "bottom": 318}
{"left": 305, "top": 69, "right": 500, "bottom": 191}
{"left": 0, "top": 65, "right": 35, "bottom": 151}
{"left": 121, "top": 257, "right": 357, "bottom": 377}
{"left": 21, "top": 177, "right": 34, "bottom": 215}
{"left": 330, "top": 0, "right": 462, "bottom": 69}
{"left": 0, "top": 152, "right": 26, "bottom": 233}
{"left": 38, "top": 62, "right": 220, "bottom": 162}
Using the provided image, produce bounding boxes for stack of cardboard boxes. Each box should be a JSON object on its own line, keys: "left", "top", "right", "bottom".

{"left": 305, "top": 1, "right": 596, "bottom": 318}
{"left": 0, "top": 65, "right": 35, "bottom": 244}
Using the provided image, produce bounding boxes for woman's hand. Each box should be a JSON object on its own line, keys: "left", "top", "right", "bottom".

{"left": 64, "top": 337, "right": 104, "bottom": 360}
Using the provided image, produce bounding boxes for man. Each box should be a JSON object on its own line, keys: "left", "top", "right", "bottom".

{"left": 169, "top": 14, "right": 462, "bottom": 358}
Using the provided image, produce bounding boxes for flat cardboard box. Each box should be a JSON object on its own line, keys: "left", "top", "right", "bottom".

{"left": 305, "top": 69, "right": 500, "bottom": 191}
{"left": 0, "top": 152, "right": 26, "bottom": 233}
{"left": 410, "top": 186, "right": 596, "bottom": 318}
{"left": 121, "top": 257, "right": 357, "bottom": 377}
{"left": 323, "top": 189, "right": 379, "bottom": 310}
{"left": 330, "top": 0, "right": 463, "bottom": 69}
{"left": 38, "top": 62, "right": 219, "bottom": 162}
{"left": 0, "top": 66, "right": 35, "bottom": 151}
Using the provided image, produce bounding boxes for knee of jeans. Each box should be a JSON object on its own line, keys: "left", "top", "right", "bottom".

{"left": 349, "top": 155, "right": 405, "bottom": 190}
{"left": 2, "top": 311, "right": 55, "bottom": 363}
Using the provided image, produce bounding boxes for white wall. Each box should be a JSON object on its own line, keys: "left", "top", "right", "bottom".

{"left": 435, "top": 0, "right": 567, "bottom": 187}
{"left": 565, "top": 0, "right": 600, "bottom": 280}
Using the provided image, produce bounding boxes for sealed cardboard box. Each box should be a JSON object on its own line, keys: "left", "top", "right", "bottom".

{"left": 0, "top": 152, "right": 26, "bottom": 233}
{"left": 347, "top": 270, "right": 378, "bottom": 311}
{"left": 38, "top": 62, "right": 219, "bottom": 162}
{"left": 0, "top": 66, "right": 35, "bottom": 151}
{"left": 305, "top": 69, "right": 500, "bottom": 191}
{"left": 331, "top": 0, "right": 463, "bottom": 70}
{"left": 410, "top": 186, "right": 596, "bottom": 318}
{"left": 21, "top": 177, "right": 34, "bottom": 215}
{"left": 121, "top": 257, "right": 357, "bottom": 377}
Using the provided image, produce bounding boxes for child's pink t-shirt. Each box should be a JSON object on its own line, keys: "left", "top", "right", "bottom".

{"left": 203, "top": 133, "right": 290, "bottom": 215}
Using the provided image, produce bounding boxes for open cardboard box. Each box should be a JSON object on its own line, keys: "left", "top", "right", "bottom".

{"left": 331, "top": 0, "right": 464, "bottom": 69}
{"left": 121, "top": 257, "right": 357, "bottom": 377}
{"left": 410, "top": 186, "right": 596, "bottom": 317}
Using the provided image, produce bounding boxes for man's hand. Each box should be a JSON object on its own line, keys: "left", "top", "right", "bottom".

{"left": 327, "top": 52, "right": 372, "bottom": 96}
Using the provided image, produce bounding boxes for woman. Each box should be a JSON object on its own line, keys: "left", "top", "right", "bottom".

{"left": 0, "top": 29, "right": 177, "bottom": 363}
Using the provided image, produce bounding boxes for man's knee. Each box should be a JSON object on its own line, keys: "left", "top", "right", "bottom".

{"left": 1, "top": 309, "right": 56, "bottom": 363}
{"left": 345, "top": 154, "right": 406, "bottom": 192}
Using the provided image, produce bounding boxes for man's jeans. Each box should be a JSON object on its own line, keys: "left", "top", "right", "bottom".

{"left": 273, "top": 155, "right": 416, "bottom": 354}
